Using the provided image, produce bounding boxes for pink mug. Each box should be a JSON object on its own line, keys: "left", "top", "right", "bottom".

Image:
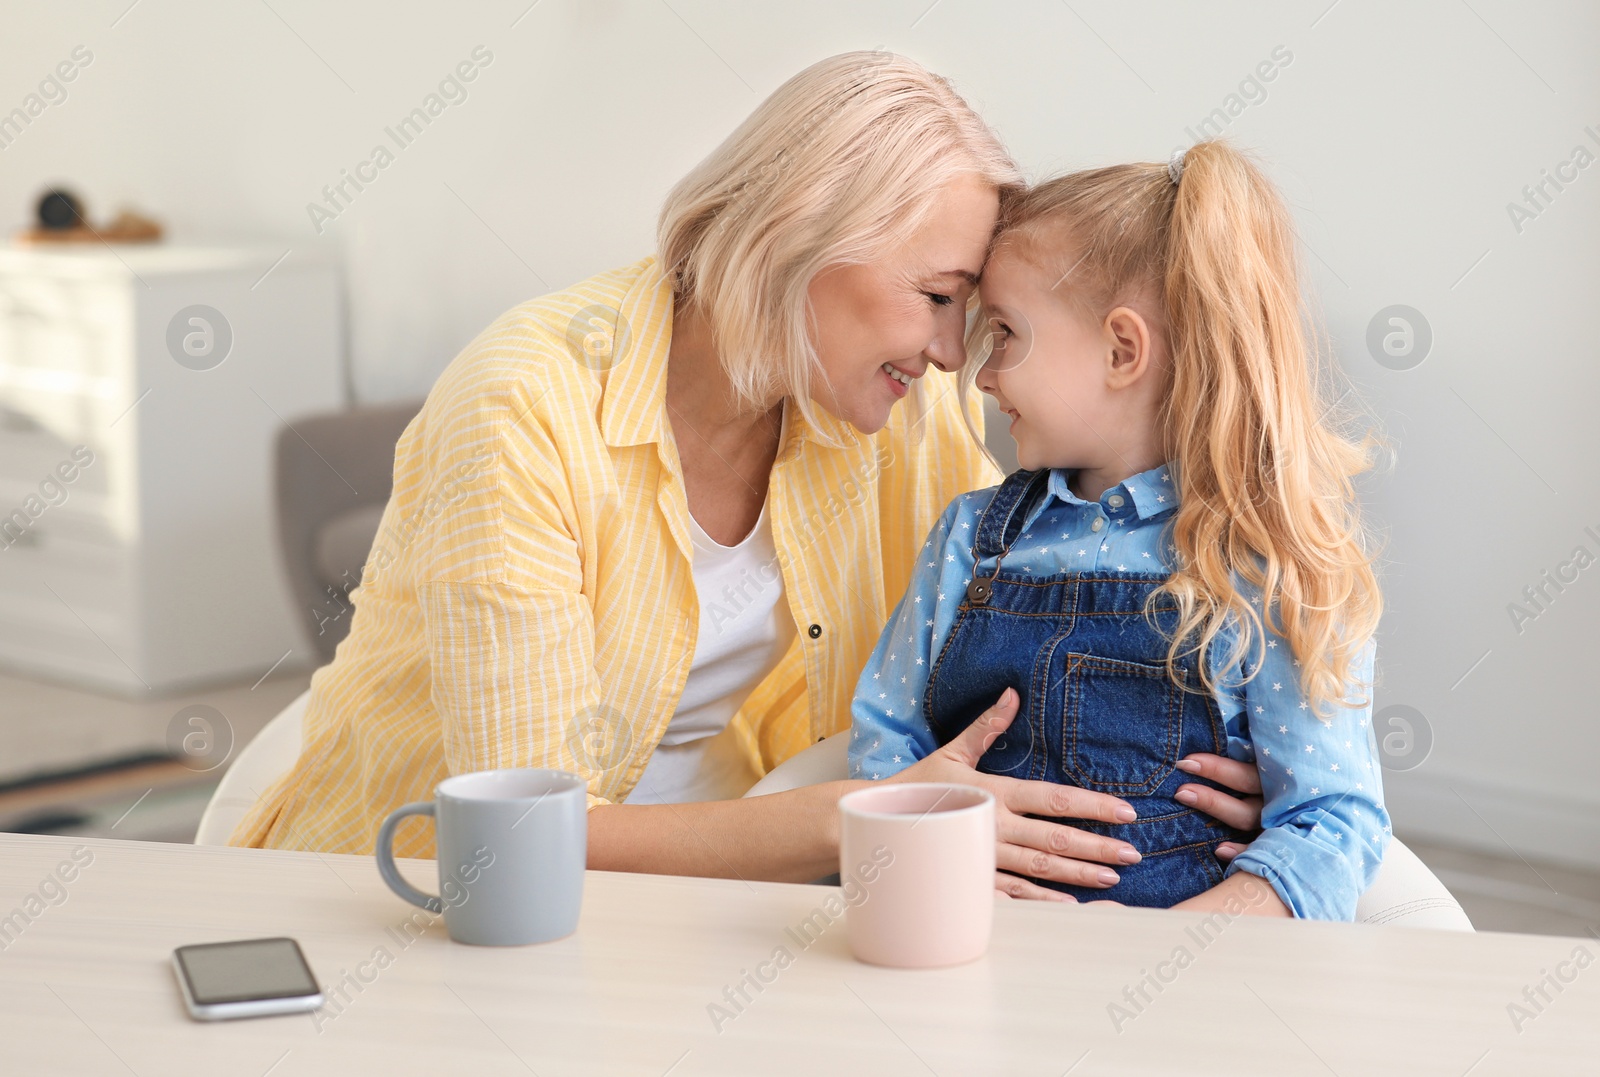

{"left": 838, "top": 782, "right": 995, "bottom": 968}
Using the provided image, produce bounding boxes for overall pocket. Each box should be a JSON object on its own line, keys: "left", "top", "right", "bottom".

{"left": 927, "top": 606, "right": 1052, "bottom": 780}
{"left": 1049, "top": 649, "right": 1185, "bottom": 795}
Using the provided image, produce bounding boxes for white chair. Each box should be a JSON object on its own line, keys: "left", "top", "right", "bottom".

{"left": 745, "top": 732, "right": 1473, "bottom": 930}
{"left": 192, "top": 689, "right": 309, "bottom": 845}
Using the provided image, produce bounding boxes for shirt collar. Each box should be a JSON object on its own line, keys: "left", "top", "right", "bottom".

{"left": 599, "top": 255, "right": 674, "bottom": 449}
{"left": 601, "top": 254, "right": 861, "bottom": 453}
{"left": 1043, "top": 460, "right": 1179, "bottom": 520}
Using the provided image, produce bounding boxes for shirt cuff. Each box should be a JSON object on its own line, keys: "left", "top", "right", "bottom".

{"left": 1223, "top": 825, "right": 1372, "bottom": 921}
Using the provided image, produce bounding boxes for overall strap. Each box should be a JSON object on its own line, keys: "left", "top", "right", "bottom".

{"left": 971, "top": 469, "right": 1052, "bottom": 558}
{"left": 966, "top": 469, "right": 1052, "bottom": 604}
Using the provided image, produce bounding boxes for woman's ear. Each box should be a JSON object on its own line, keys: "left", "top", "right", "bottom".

{"left": 1101, "top": 306, "right": 1153, "bottom": 389}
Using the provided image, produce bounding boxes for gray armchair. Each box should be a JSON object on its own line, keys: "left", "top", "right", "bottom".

{"left": 273, "top": 399, "right": 423, "bottom": 664}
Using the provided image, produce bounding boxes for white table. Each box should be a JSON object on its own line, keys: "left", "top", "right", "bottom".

{"left": 1, "top": 833, "right": 1594, "bottom": 1075}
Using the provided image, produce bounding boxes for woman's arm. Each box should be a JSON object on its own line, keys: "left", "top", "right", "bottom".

{"left": 589, "top": 689, "right": 1143, "bottom": 891}
{"left": 1172, "top": 871, "right": 1290, "bottom": 917}
{"left": 588, "top": 779, "right": 853, "bottom": 883}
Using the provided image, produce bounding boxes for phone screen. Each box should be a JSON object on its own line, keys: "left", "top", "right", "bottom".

{"left": 174, "top": 937, "right": 319, "bottom": 1005}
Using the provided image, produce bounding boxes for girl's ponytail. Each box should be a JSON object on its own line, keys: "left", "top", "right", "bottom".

{"left": 1159, "top": 140, "right": 1382, "bottom": 718}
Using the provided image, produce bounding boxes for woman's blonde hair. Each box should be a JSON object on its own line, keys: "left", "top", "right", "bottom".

{"left": 658, "top": 50, "right": 1023, "bottom": 440}
{"left": 968, "top": 140, "right": 1384, "bottom": 720}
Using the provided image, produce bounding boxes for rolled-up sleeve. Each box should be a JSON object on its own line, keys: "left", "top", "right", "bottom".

{"left": 1222, "top": 633, "right": 1391, "bottom": 920}
{"left": 416, "top": 380, "right": 620, "bottom": 810}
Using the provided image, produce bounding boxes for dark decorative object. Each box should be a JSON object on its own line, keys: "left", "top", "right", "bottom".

{"left": 36, "top": 188, "right": 84, "bottom": 230}
{"left": 14, "top": 185, "right": 161, "bottom": 244}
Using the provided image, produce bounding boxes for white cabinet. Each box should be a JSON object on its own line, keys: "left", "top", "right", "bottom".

{"left": 0, "top": 244, "right": 344, "bottom": 696}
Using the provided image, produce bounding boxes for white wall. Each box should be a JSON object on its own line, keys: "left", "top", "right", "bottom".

{"left": 4, "top": 0, "right": 1597, "bottom": 866}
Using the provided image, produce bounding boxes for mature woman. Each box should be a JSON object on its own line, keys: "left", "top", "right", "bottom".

{"left": 233, "top": 52, "right": 1258, "bottom": 898}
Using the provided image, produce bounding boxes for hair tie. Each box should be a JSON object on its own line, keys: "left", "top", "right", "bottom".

{"left": 1167, "top": 147, "right": 1186, "bottom": 186}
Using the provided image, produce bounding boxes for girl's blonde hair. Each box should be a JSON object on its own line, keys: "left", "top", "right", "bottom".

{"left": 968, "top": 140, "right": 1383, "bottom": 719}
{"left": 658, "top": 50, "right": 1023, "bottom": 441}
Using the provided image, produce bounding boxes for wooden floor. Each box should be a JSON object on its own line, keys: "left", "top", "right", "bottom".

{"left": 0, "top": 666, "right": 313, "bottom": 843}
{"left": 2, "top": 667, "right": 1597, "bottom": 938}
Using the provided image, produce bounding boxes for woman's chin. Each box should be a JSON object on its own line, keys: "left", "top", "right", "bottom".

{"left": 859, "top": 408, "right": 893, "bottom": 435}
{"left": 838, "top": 399, "right": 893, "bottom": 435}
{"left": 801, "top": 388, "right": 892, "bottom": 436}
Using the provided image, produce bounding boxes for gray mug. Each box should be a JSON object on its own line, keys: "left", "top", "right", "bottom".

{"left": 375, "top": 768, "right": 587, "bottom": 946}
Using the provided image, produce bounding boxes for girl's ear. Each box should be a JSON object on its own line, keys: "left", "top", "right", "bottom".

{"left": 1102, "top": 305, "right": 1154, "bottom": 389}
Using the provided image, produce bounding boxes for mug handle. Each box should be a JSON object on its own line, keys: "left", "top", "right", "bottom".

{"left": 375, "top": 801, "right": 444, "bottom": 913}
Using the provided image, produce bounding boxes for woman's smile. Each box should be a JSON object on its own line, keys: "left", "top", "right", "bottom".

{"left": 881, "top": 360, "right": 922, "bottom": 398}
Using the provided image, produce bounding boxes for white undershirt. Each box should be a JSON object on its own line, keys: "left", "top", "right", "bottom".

{"left": 626, "top": 409, "right": 796, "bottom": 805}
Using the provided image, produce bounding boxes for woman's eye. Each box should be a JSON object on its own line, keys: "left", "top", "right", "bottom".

{"left": 924, "top": 292, "right": 954, "bottom": 307}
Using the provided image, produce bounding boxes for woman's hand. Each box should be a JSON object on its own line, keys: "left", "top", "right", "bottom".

{"left": 886, "top": 688, "right": 1143, "bottom": 902}
{"left": 1174, "top": 752, "right": 1264, "bottom": 861}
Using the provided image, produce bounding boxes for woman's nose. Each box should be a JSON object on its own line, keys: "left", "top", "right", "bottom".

{"left": 923, "top": 316, "right": 966, "bottom": 373}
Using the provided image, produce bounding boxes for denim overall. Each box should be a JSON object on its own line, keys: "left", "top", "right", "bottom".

{"left": 925, "top": 469, "right": 1252, "bottom": 905}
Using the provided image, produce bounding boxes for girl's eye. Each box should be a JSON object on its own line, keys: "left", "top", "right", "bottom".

{"left": 993, "top": 321, "right": 1013, "bottom": 339}
{"left": 924, "top": 292, "right": 954, "bottom": 307}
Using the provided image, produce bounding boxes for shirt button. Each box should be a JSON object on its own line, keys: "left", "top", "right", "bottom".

{"left": 808, "top": 623, "right": 822, "bottom": 639}
{"left": 1090, "top": 516, "right": 1104, "bottom": 532}
{"left": 1107, "top": 493, "right": 1125, "bottom": 508}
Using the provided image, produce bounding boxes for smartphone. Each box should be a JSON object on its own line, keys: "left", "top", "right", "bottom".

{"left": 172, "top": 937, "right": 323, "bottom": 1021}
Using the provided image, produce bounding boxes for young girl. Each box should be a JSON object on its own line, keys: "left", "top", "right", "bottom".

{"left": 849, "top": 140, "right": 1390, "bottom": 920}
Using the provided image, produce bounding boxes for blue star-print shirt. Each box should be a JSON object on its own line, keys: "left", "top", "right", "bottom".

{"left": 848, "top": 461, "right": 1391, "bottom": 921}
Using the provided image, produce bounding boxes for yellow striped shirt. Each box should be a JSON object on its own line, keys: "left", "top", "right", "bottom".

{"left": 231, "top": 254, "right": 1000, "bottom": 857}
